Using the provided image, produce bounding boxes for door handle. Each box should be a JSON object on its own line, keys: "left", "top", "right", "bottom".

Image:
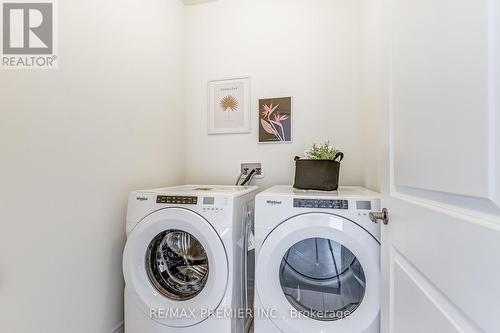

{"left": 369, "top": 208, "right": 389, "bottom": 225}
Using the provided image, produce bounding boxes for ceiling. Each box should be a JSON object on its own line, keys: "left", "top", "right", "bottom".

{"left": 181, "top": 0, "right": 218, "bottom": 5}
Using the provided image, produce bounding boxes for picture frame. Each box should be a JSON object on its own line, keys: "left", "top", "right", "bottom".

{"left": 207, "top": 77, "right": 251, "bottom": 134}
{"left": 258, "top": 96, "right": 293, "bottom": 143}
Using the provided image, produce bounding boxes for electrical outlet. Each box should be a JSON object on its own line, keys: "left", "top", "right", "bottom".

{"left": 239, "top": 162, "right": 264, "bottom": 179}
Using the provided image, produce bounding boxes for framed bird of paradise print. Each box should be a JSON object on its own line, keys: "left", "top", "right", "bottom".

{"left": 208, "top": 77, "right": 251, "bottom": 134}
{"left": 259, "top": 97, "right": 292, "bottom": 143}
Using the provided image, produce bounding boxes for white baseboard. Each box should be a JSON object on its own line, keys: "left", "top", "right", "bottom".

{"left": 111, "top": 321, "right": 124, "bottom": 333}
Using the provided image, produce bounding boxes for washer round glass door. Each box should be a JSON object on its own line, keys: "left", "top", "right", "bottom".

{"left": 256, "top": 213, "right": 380, "bottom": 333}
{"left": 123, "top": 208, "right": 228, "bottom": 328}
{"left": 146, "top": 230, "right": 209, "bottom": 300}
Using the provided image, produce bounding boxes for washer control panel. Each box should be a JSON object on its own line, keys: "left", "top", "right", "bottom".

{"left": 293, "top": 198, "right": 349, "bottom": 210}
{"left": 156, "top": 195, "right": 198, "bottom": 205}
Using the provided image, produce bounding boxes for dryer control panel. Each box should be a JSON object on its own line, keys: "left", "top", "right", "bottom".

{"left": 293, "top": 198, "right": 349, "bottom": 210}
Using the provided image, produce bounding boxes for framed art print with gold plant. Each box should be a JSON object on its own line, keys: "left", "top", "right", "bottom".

{"left": 259, "top": 97, "right": 292, "bottom": 143}
{"left": 208, "top": 77, "right": 251, "bottom": 134}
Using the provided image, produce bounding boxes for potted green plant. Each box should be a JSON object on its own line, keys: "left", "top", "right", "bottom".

{"left": 294, "top": 142, "right": 344, "bottom": 191}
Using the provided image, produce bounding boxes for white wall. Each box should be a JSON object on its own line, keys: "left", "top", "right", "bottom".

{"left": 184, "top": 0, "right": 365, "bottom": 187}
{"left": 360, "top": 0, "right": 384, "bottom": 192}
{"left": 0, "top": 0, "right": 185, "bottom": 332}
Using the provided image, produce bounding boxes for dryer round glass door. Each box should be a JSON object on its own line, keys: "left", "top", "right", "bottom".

{"left": 146, "top": 230, "right": 209, "bottom": 300}
{"left": 280, "top": 237, "right": 365, "bottom": 321}
{"left": 256, "top": 213, "right": 380, "bottom": 333}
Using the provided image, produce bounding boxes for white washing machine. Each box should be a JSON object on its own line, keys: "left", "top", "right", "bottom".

{"left": 123, "top": 185, "right": 259, "bottom": 333}
{"left": 254, "top": 186, "right": 380, "bottom": 333}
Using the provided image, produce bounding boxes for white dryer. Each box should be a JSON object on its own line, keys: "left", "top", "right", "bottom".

{"left": 123, "top": 185, "right": 258, "bottom": 333}
{"left": 254, "top": 186, "right": 380, "bottom": 333}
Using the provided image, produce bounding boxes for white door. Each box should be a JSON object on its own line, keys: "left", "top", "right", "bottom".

{"left": 378, "top": 0, "right": 500, "bottom": 332}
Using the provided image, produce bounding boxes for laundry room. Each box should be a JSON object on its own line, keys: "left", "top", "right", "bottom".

{"left": 0, "top": 0, "right": 499, "bottom": 333}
